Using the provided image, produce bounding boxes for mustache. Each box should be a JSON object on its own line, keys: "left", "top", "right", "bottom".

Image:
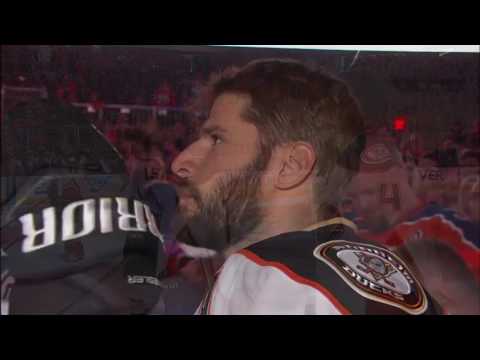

{"left": 170, "top": 175, "right": 203, "bottom": 205}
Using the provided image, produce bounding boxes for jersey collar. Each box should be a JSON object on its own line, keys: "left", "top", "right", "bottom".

{"left": 302, "top": 217, "right": 358, "bottom": 233}
{"left": 224, "top": 217, "right": 358, "bottom": 257}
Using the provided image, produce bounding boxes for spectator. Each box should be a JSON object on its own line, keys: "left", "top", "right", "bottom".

{"left": 460, "top": 150, "right": 480, "bottom": 167}
{"left": 432, "top": 138, "right": 460, "bottom": 167}
{"left": 141, "top": 115, "right": 160, "bottom": 136}
{"left": 449, "top": 120, "right": 466, "bottom": 145}
{"left": 173, "top": 121, "right": 188, "bottom": 151}
{"left": 190, "top": 74, "right": 204, "bottom": 100}
{"left": 145, "top": 143, "right": 168, "bottom": 183}
{"left": 55, "top": 74, "right": 79, "bottom": 103}
{"left": 153, "top": 80, "right": 176, "bottom": 108}
{"left": 134, "top": 93, "right": 147, "bottom": 106}
{"left": 401, "top": 132, "right": 425, "bottom": 166}
{"left": 346, "top": 134, "right": 480, "bottom": 313}
{"left": 88, "top": 91, "right": 104, "bottom": 112}
{"left": 116, "top": 112, "right": 131, "bottom": 131}
{"left": 465, "top": 120, "right": 480, "bottom": 150}
{"left": 458, "top": 175, "right": 480, "bottom": 224}
{"left": 162, "top": 140, "right": 181, "bottom": 176}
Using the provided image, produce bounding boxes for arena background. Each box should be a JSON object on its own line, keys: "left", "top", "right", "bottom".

{"left": 1, "top": 45, "right": 478, "bottom": 314}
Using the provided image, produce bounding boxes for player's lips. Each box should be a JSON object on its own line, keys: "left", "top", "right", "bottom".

{"left": 169, "top": 175, "right": 192, "bottom": 198}
{"left": 169, "top": 175, "right": 202, "bottom": 214}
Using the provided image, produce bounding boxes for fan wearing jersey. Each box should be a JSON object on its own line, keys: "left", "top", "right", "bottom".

{"left": 346, "top": 134, "right": 479, "bottom": 314}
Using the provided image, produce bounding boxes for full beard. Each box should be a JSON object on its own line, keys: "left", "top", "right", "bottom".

{"left": 180, "top": 155, "right": 268, "bottom": 252}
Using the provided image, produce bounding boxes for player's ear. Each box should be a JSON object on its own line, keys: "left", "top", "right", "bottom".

{"left": 275, "top": 142, "right": 316, "bottom": 190}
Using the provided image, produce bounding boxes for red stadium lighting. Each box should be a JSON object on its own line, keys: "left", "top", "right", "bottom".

{"left": 393, "top": 116, "right": 407, "bottom": 132}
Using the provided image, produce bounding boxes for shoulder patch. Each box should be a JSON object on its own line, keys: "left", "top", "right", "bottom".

{"left": 313, "top": 240, "right": 428, "bottom": 315}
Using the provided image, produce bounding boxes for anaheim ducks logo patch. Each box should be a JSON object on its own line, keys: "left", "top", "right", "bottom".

{"left": 313, "top": 241, "right": 428, "bottom": 315}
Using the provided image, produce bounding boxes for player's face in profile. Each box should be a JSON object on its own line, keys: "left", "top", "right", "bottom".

{"left": 172, "top": 94, "right": 268, "bottom": 247}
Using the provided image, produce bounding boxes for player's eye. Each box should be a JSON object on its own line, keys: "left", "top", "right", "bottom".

{"left": 210, "top": 133, "right": 223, "bottom": 146}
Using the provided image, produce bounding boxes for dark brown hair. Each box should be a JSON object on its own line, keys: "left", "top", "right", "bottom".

{"left": 194, "top": 59, "right": 366, "bottom": 217}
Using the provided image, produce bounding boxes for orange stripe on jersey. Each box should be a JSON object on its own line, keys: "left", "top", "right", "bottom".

{"left": 237, "top": 249, "right": 352, "bottom": 315}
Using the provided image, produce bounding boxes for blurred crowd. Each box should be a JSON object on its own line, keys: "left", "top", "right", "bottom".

{"left": 95, "top": 103, "right": 479, "bottom": 311}
{"left": 2, "top": 46, "right": 478, "bottom": 314}
{"left": 2, "top": 45, "right": 207, "bottom": 108}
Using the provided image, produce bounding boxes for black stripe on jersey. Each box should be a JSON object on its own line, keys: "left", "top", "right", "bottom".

{"left": 246, "top": 224, "right": 436, "bottom": 315}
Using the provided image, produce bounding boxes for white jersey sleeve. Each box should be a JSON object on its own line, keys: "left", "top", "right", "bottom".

{"left": 198, "top": 252, "right": 346, "bottom": 315}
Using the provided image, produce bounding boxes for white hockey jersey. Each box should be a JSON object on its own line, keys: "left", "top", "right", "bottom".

{"left": 196, "top": 218, "right": 438, "bottom": 315}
